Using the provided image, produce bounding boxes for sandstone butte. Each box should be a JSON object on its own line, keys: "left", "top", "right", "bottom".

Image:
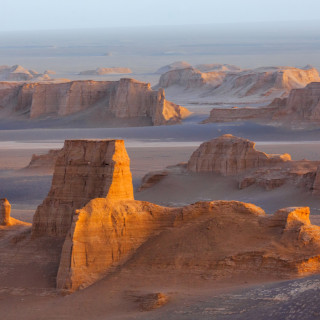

{"left": 158, "top": 65, "right": 320, "bottom": 101}
{"left": 203, "top": 82, "right": 320, "bottom": 126}
{"left": 3, "top": 138, "right": 320, "bottom": 294}
{"left": 140, "top": 135, "right": 320, "bottom": 193}
{"left": 0, "top": 78, "right": 190, "bottom": 125}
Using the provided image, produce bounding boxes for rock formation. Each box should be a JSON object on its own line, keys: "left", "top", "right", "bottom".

{"left": 140, "top": 135, "right": 320, "bottom": 193}
{"left": 23, "top": 149, "right": 62, "bottom": 173}
{"left": 0, "top": 78, "right": 190, "bottom": 126}
{"left": 0, "top": 65, "right": 50, "bottom": 81}
{"left": 187, "top": 134, "right": 291, "bottom": 175}
{"left": 158, "top": 65, "right": 320, "bottom": 103}
{"left": 32, "top": 140, "right": 134, "bottom": 238}
{"left": 203, "top": 82, "right": 320, "bottom": 126}
{"left": 57, "top": 197, "right": 320, "bottom": 292}
{"left": 0, "top": 198, "right": 11, "bottom": 226}
{"left": 79, "top": 67, "right": 132, "bottom": 75}
{"left": 17, "top": 137, "right": 320, "bottom": 294}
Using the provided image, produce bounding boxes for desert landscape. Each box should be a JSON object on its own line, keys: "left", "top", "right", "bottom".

{"left": 1, "top": 2, "right": 320, "bottom": 319}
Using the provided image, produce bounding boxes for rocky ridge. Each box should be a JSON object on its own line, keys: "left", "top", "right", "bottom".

{"left": 203, "top": 82, "right": 320, "bottom": 126}
{"left": 0, "top": 65, "right": 50, "bottom": 81}
{"left": 0, "top": 78, "right": 190, "bottom": 126}
{"left": 158, "top": 65, "right": 320, "bottom": 103}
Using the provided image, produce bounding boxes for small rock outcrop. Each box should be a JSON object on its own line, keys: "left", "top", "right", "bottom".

{"left": 32, "top": 140, "right": 134, "bottom": 238}
{"left": 79, "top": 67, "right": 132, "bottom": 75}
{"left": 0, "top": 78, "right": 190, "bottom": 126}
{"left": 187, "top": 134, "right": 291, "bottom": 175}
{"left": 0, "top": 198, "right": 11, "bottom": 226}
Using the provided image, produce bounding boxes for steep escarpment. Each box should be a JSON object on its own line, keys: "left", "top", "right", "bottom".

{"left": 0, "top": 78, "right": 190, "bottom": 125}
{"left": 203, "top": 82, "right": 320, "bottom": 126}
{"left": 32, "top": 139, "right": 134, "bottom": 238}
{"left": 158, "top": 66, "right": 320, "bottom": 103}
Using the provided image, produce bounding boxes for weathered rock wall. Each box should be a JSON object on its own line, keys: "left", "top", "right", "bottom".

{"left": 187, "top": 134, "right": 291, "bottom": 175}
{"left": 32, "top": 139, "right": 134, "bottom": 238}
{"left": 0, "top": 78, "right": 190, "bottom": 125}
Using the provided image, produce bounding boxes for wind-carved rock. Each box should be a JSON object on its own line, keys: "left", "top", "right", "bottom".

{"left": 0, "top": 78, "right": 190, "bottom": 126}
{"left": 31, "top": 139, "right": 134, "bottom": 238}
{"left": 187, "top": 134, "right": 291, "bottom": 175}
{"left": 24, "top": 138, "right": 320, "bottom": 294}
{"left": 140, "top": 135, "right": 320, "bottom": 192}
{"left": 0, "top": 198, "right": 11, "bottom": 226}
{"left": 203, "top": 82, "right": 320, "bottom": 126}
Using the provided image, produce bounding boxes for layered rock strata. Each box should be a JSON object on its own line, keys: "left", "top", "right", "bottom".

{"left": 158, "top": 66, "right": 320, "bottom": 102}
{"left": 57, "top": 199, "right": 320, "bottom": 292}
{"left": 0, "top": 78, "right": 190, "bottom": 125}
{"left": 187, "top": 134, "right": 291, "bottom": 175}
{"left": 32, "top": 140, "right": 134, "bottom": 238}
{"left": 203, "top": 82, "right": 320, "bottom": 125}
{"left": 26, "top": 138, "right": 320, "bottom": 294}
{"left": 140, "top": 135, "right": 320, "bottom": 193}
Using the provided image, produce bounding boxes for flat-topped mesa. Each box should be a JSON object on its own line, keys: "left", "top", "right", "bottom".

{"left": 187, "top": 134, "right": 291, "bottom": 175}
{"left": 0, "top": 198, "right": 11, "bottom": 226}
{"left": 0, "top": 78, "right": 190, "bottom": 126}
{"left": 32, "top": 139, "right": 134, "bottom": 238}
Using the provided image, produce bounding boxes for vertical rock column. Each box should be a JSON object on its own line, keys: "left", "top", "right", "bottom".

{"left": 31, "top": 139, "right": 134, "bottom": 238}
{"left": 0, "top": 198, "right": 11, "bottom": 225}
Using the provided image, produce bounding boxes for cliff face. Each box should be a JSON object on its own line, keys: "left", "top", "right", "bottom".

{"left": 0, "top": 78, "right": 190, "bottom": 125}
{"left": 187, "top": 134, "right": 291, "bottom": 175}
{"left": 203, "top": 82, "right": 320, "bottom": 126}
{"left": 158, "top": 66, "right": 320, "bottom": 103}
{"left": 57, "top": 198, "right": 320, "bottom": 292}
{"left": 32, "top": 139, "right": 134, "bottom": 238}
{"left": 21, "top": 138, "right": 320, "bottom": 293}
{"left": 272, "top": 82, "right": 320, "bottom": 122}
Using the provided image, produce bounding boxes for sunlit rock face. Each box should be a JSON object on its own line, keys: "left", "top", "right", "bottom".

{"left": 187, "top": 134, "right": 290, "bottom": 175}
{"left": 57, "top": 199, "right": 320, "bottom": 292}
{"left": 32, "top": 139, "right": 134, "bottom": 238}
{"left": 0, "top": 198, "right": 11, "bottom": 226}
{"left": 0, "top": 78, "right": 190, "bottom": 125}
